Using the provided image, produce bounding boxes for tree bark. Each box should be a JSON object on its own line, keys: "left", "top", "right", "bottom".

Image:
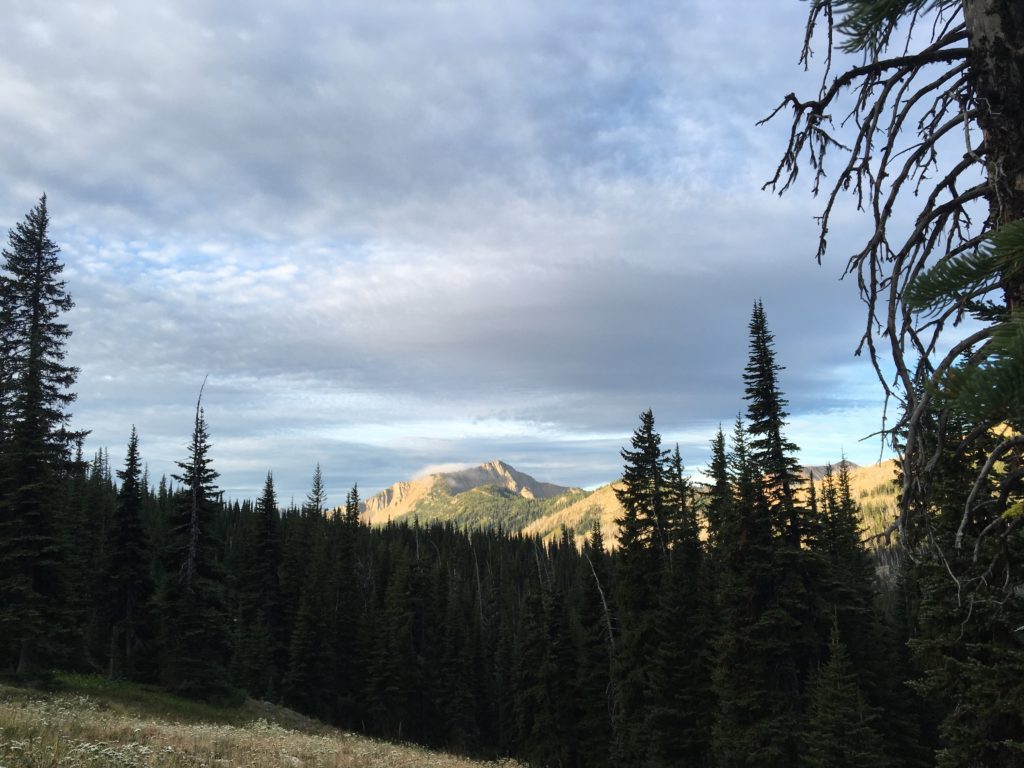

{"left": 963, "top": 0, "right": 1024, "bottom": 306}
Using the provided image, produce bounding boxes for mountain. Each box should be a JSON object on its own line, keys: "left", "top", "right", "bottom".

{"left": 803, "top": 458, "right": 900, "bottom": 542}
{"left": 522, "top": 481, "right": 624, "bottom": 549}
{"left": 357, "top": 458, "right": 900, "bottom": 549}
{"left": 360, "top": 460, "right": 586, "bottom": 530}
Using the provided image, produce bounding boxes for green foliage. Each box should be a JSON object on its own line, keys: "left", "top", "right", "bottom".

{"left": 833, "top": 0, "right": 959, "bottom": 53}
{"left": 943, "top": 310, "right": 1024, "bottom": 422}
{"left": 743, "top": 301, "right": 804, "bottom": 544}
{"left": 573, "top": 525, "right": 614, "bottom": 768}
{"left": 107, "top": 428, "right": 153, "bottom": 681}
{"left": 645, "top": 448, "right": 713, "bottom": 768}
{"left": 0, "top": 196, "right": 81, "bottom": 678}
{"left": 52, "top": 672, "right": 248, "bottom": 724}
{"left": 159, "top": 405, "right": 233, "bottom": 701}
{"left": 802, "top": 624, "right": 890, "bottom": 767}
{"left": 232, "top": 472, "right": 282, "bottom": 699}
{"left": 908, "top": 220, "right": 1024, "bottom": 422}
{"left": 906, "top": 247, "right": 1003, "bottom": 320}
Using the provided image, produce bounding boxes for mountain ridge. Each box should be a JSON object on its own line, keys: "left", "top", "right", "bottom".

{"left": 356, "top": 458, "right": 900, "bottom": 549}
{"left": 361, "top": 459, "right": 578, "bottom": 526}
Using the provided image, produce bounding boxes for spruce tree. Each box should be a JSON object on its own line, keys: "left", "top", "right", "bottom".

{"left": 159, "top": 400, "right": 232, "bottom": 700}
{"left": 232, "top": 471, "right": 282, "bottom": 698}
{"left": 574, "top": 523, "right": 614, "bottom": 768}
{"left": 284, "top": 506, "right": 340, "bottom": 720}
{"left": 365, "top": 544, "right": 418, "bottom": 738}
{"left": 344, "top": 482, "right": 360, "bottom": 525}
{"left": 704, "top": 425, "right": 731, "bottom": 549}
{"left": 615, "top": 409, "right": 670, "bottom": 562}
{"left": 743, "top": 300, "right": 803, "bottom": 543}
{"left": 802, "top": 623, "right": 889, "bottom": 768}
{"left": 0, "top": 196, "right": 82, "bottom": 677}
{"left": 645, "top": 446, "right": 713, "bottom": 768}
{"left": 907, "top": 405, "right": 1024, "bottom": 766}
{"left": 744, "top": 302, "right": 822, "bottom": 735}
{"left": 107, "top": 427, "right": 153, "bottom": 680}
{"left": 611, "top": 409, "right": 668, "bottom": 765}
{"left": 712, "top": 416, "right": 793, "bottom": 768}
{"left": 511, "top": 566, "right": 576, "bottom": 767}
{"left": 333, "top": 487, "right": 363, "bottom": 727}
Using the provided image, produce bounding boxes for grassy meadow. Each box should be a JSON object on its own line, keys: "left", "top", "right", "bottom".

{"left": 0, "top": 674, "right": 521, "bottom": 768}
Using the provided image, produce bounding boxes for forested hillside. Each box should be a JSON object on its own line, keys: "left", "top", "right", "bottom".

{"left": 0, "top": 203, "right": 939, "bottom": 766}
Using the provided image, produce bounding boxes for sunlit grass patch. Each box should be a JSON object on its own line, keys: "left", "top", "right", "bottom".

{"left": 0, "top": 676, "right": 522, "bottom": 768}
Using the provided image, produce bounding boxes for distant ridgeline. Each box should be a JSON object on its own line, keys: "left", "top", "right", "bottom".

{"left": 352, "top": 458, "right": 900, "bottom": 549}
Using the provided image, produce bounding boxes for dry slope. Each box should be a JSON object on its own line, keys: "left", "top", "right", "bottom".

{"left": 0, "top": 674, "right": 521, "bottom": 768}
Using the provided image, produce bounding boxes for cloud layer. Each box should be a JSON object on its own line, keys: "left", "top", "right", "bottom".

{"left": 1, "top": 1, "right": 888, "bottom": 503}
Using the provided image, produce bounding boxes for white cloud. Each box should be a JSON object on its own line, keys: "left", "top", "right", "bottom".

{"left": 0, "top": 1, "right": 886, "bottom": 502}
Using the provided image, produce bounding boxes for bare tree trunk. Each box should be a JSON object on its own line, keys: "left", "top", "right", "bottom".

{"left": 963, "top": 0, "right": 1024, "bottom": 303}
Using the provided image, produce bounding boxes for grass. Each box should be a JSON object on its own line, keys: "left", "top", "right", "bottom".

{"left": 0, "top": 674, "right": 522, "bottom": 768}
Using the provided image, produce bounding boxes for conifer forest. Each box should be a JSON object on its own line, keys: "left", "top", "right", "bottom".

{"left": 2, "top": 1, "right": 1022, "bottom": 767}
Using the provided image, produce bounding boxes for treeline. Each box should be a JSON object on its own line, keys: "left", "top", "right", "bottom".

{"left": 3, "top": 197, "right": 1021, "bottom": 767}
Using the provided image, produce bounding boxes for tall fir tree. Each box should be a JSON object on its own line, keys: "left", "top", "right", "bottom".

{"left": 611, "top": 409, "right": 668, "bottom": 766}
{"left": 232, "top": 471, "right": 282, "bottom": 698}
{"left": 574, "top": 522, "right": 614, "bottom": 768}
{"left": 704, "top": 425, "right": 731, "bottom": 550}
{"left": 745, "top": 303, "right": 825, "bottom": 762}
{"left": 906, "top": 404, "right": 1024, "bottom": 766}
{"left": 802, "top": 622, "right": 889, "bottom": 768}
{"left": 712, "top": 416, "right": 795, "bottom": 768}
{"left": 159, "top": 397, "right": 232, "bottom": 700}
{"left": 107, "top": 427, "right": 153, "bottom": 680}
{"left": 743, "top": 300, "right": 803, "bottom": 543}
{"left": 0, "top": 196, "right": 82, "bottom": 677}
{"left": 645, "top": 445, "right": 713, "bottom": 768}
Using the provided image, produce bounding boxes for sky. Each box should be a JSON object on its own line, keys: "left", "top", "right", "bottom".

{"left": 1, "top": 0, "right": 895, "bottom": 506}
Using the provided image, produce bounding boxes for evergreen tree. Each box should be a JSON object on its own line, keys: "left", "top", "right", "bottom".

{"left": 704, "top": 425, "right": 730, "bottom": 549}
{"left": 615, "top": 409, "right": 670, "bottom": 562}
{"left": 0, "top": 196, "right": 82, "bottom": 677}
{"left": 79, "top": 449, "right": 117, "bottom": 668}
{"left": 232, "top": 471, "right": 282, "bottom": 698}
{"left": 511, "top": 564, "right": 576, "bottom": 767}
{"left": 107, "top": 427, "right": 153, "bottom": 680}
{"left": 365, "top": 544, "right": 418, "bottom": 738}
{"left": 907, "top": 405, "right": 1024, "bottom": 766}
{"left": 278, "top": 465, "right": 324, "bottom": 656}
{"left": 743, "top": 300, "right": 803, "bottom": 543}
{"left": 802, "top": 623, "right": 889, "bottom": 768}
{"left": 438, "top": 569, "right": 481, "bottom": 753}
{"left": 645, "top": 446, "right": 713, "bottom": 768}
{"left": 284, "top": 511, "right": 337, "bottom": 719}
{"left": 712, "top": 416, "right": 794, "bottom": 768}
{"left": 574, "top": 523, "right": 614, "bottom": 768}
{"left": 307, "top": 463, "right": 327, "bottom": 516}
{"left": 158, "top": 398, "right": 232, "bottom": 700}
{"left": 611, "top": 409, "right": 668, "bottom": 765}
{"left": 333, "top": 491, "right": 363, "bottom": 728}
{"left": 745, "top": 302, "right": 823, "bottom": 735}
{"left": 344, "top": 483, "right": 360, "bottom": 525}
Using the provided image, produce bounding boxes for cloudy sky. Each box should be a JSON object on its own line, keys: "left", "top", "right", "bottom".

{"left": 1, "top": 0, "right": 893, "bottom": 505}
